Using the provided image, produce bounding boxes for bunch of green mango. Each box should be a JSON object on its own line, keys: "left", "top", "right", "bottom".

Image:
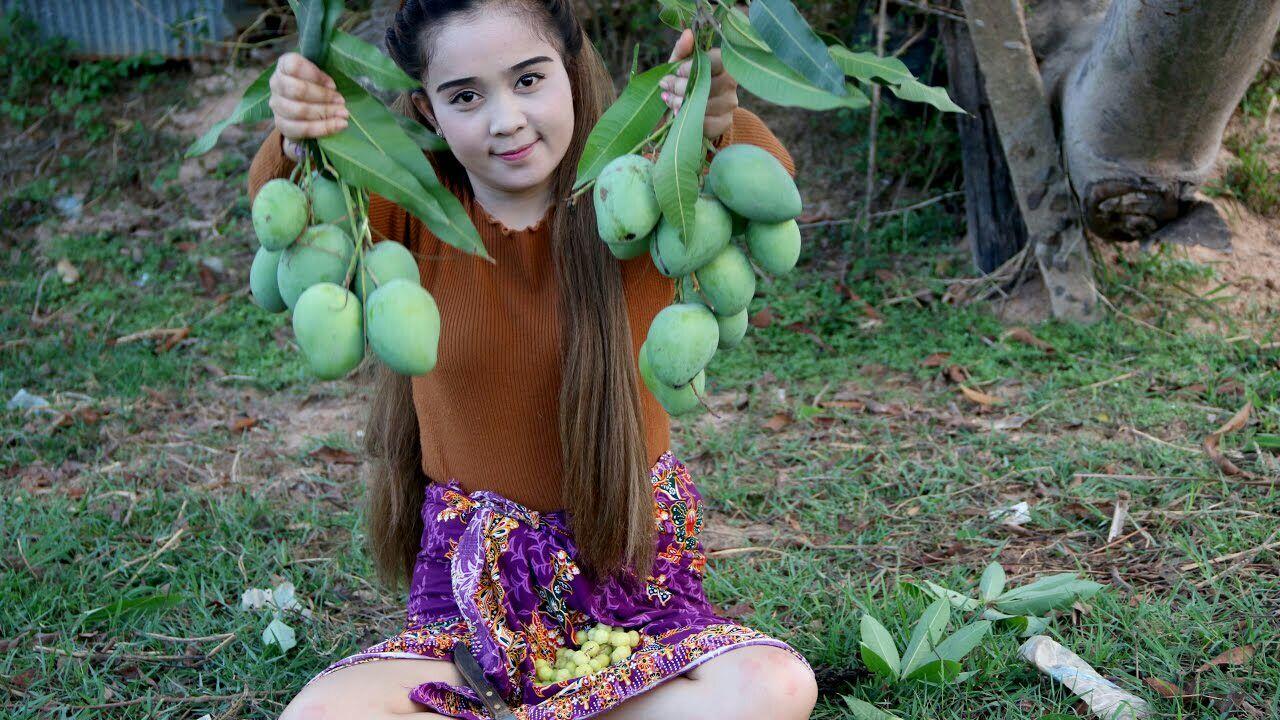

{"left": 249, "top": 172, "right": 440, "bottom": 380}
{"left": 593, "top": 144, "right": 803, "bottom": 416}
{"left": 534, "top": 622, "right": 643, "bottom": 685}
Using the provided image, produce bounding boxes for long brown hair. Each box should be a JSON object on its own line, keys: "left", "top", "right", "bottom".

{"left": 365, "top": 0, "right": 654, "bottom": 587}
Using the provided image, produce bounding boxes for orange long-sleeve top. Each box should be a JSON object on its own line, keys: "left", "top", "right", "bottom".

{"left": 248, "top": 107, "right": 796, "bottom": 512}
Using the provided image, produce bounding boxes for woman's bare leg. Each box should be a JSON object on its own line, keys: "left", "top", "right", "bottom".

{"left": 278, "top": 657, "right": 465, "bottom": 720}
{"left": 597, "top": 645, "right": 818, "bottom": 720}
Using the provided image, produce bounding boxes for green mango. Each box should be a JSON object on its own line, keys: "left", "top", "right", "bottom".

{"left": 649, "top": 195, "right": 732, "bottom": 277}
{"left": 746, "top": 219, "right": 802, "bottom": 275}
{"left": 594, "top": 154, "right": 662, "bottom": 245}
{"left": 682, "top": 245, "right": 756, "bottom": 316}
{"left": 606, "top": 228, "right": 653, "bottom": 260}
{"left": 252, "top": 178, "right": 309, "bottom": 250}
{"left": 292, "top": 282, "right": 365, "bottom": 380}
{"left": 715, "top": 308, "right": 749, "bottom": 349}
{"left": 645, "top": 302, "right": 719, "bottom": 387}
{"left": 639, "top": 341, "right": 705, "bottom": 416}
{"left": 365, "top": 278, "right": 441, "bottom": 376}
{"left": 354, "top": 240, "right": 419, "bottom": 302}
{"left": 307, "top": 172, "right": 348, "bottom": 225}
{"left": 706, "top": 144, "right": 801, "bottom": 222}
{"left": 277, "top": 223, "right": 355, "bottom": 310}
{"left": 249, "top": 246, "right": 286, "bottom": 313}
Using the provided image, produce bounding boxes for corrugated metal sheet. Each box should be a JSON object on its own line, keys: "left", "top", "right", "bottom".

{"left": 1, "top": 0, "right": 242, "bottom": 59}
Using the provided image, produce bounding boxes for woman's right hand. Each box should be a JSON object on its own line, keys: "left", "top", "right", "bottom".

{"left": 269, "top": 52, "right": 349, "bottom": 147}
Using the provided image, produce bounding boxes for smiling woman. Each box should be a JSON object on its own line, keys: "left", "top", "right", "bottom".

{"left": 247, "top": 1, "right": 811, "bottom": 718}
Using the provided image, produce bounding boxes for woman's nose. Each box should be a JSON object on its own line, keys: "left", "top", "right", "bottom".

{"left": 489, "top": 93, "right": 528, "bottom": 136}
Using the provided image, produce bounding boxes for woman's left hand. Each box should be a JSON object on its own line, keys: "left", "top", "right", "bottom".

{"left": 660, "top": 29, "right": 738, "bottom": 144}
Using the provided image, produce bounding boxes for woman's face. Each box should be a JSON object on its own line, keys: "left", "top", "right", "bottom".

{"left": 414, "top": 7, "right": 575, "bottom": 197}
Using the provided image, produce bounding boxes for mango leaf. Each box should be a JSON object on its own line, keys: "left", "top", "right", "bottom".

{"left": 82, "top": 591, "right": 182, "bottom": 625}
{"left": 890, "top": 78, "right": 966, "bottom": 114}
{"left": 395, "top": 112, "right": 450, "bottom": 153}
{"left": 574, "top": 61, "right": 679, "bottom": 192}
{"left": 903, "top": 579, "right": 980, "bottom": 611}
{"left": 185, "top": 60, "right": 277, "bottom": 158}
{"left": 933, "top": 620, "right": 992, "bottom": 663}
{"left": 722, "top": 42, "right": 868, "bottom": 111}
{"left": 715, "top": 4, "right": 770, "bottom": 52}
{"left": 1006, "top": 615, "right": 1051, "bottom": 637}
{"left": 994, "top": 573, "right": 1102, "bottom": 616}
{"left": 653, "top": 49, "right": 710, "bottom": 243}
{"left": 858, "top": 614, "right": 900, "bottom": 680}
{"left": 330, "top": 70, "right": 486, "bottom": 259}
{"left": 903, "top": 658, "right": 962, "bottom": 683}
{"left": 843, "top": 698, "right": 904, "bottom": 720}
{"left": 318, "top": 130, "right": 489, "bottom": 260}
{"left": 1255, "top": 433, "right": 1280, "bottom": 449}
{"left": 657, "top": 0, "right": 696, "bottom": 31}
{"left": 326, "top": 30, "right": 420, "bottom": 93}
{"left": 262, "top": 617, "right": 297, "bottom": 652}
{"left": 979, "top": 562, "right": 1006, "bottom": 601}
{"left": 290, "top": 0, "right": 325, "bottom": 63}
{"left": 748, "top": 0, "right": 845, "bottom": 96}
{"left": 900, "top": 597, "right": 950, "bottom": 678}
{"left": 828, "top": 46, "right": 915, "bottom": 85}
{"left": 322, "top": 0, "right": 344, "bottom": 45}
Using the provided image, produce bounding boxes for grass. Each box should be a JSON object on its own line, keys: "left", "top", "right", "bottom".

{"left": 3, "top": 24, "right": 1279, "bottom": 720}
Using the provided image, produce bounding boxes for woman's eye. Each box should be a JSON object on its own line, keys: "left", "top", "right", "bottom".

{"left": 451, "top": 90, "right": 477, "bottom": 105}
{"left": 518, "top": 73, "right": 544, "bottom": 89}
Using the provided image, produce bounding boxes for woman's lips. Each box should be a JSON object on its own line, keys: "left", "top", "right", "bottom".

{"left": 496, "top": 140, "right": 537, "bottom": 161}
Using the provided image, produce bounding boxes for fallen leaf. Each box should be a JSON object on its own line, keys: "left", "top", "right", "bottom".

{"left": 920, "top": 352, "right": 950, "bottom": 368}
{"left": 1197, "top": 644, "right": 1255, "bottom": 673}
{"left": 56, "top": 258, "right": 80, "bottom": 284}
{"left": 310, "top": 446, "right": 359, "bottom": 465}
{"left": 959, "top": 385, "right": 1004, "bottom": 407}
{"left": 784, "top": 322, "right": 833, "bottom": 352}
{"left": 946, "top": 365, "right": 971, "bottom": 384}
{"left": 748, "top": 307, "right": 774, "bottom": 328}
{"left": 763, "top": 413, "right": 792, "bottom": 432}
{"left": 821, "top": 398, "right": 866, "bottom": 412}
{"left": 1143, "top": 677, "right": 1187, "bottom": 698}
{"left": 1203, "top": 402, "right": 1259, "bottom": 479}
{"left": 1002, "top": 327, "right": 1055, "bottom": 352}
{"left": 227, "top": 416, "right": 258, "bottom": 433}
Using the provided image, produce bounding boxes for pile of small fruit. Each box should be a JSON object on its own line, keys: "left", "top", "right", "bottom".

{"left": 249, "top": 171, "right": 441, "bottom": 380}
{"left": 593, "top": 144, "right": 802, "bottom": 416}
{"left": 535, "top": 622, "right": 643, "bottom": 685}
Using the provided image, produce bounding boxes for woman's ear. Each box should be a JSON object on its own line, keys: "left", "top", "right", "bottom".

{"left": 411, "top": 90, "right": 442, "bottom": 136}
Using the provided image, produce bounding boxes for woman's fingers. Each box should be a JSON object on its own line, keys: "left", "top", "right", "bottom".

{"left": 274, "top": 114, "right": 349, "bottom": 141}
{"left": 280, "top": 52, "right": 337, "bottom": 90}
{"left": 270, "top": 94, "right": 348, "bottom": 123}
{"left": 273, "top": 72, "right": 345, "bottom": 106}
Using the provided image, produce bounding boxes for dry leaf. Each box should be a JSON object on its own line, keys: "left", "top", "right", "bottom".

{"left": 227, "top": 416, "right": 258, "bottom": 433}
{"left": 946, "top": 365, "right": 971, "bottom": 384}
{"left": 56, "top": 258, "right": 80, "bottom": 284}
{"left": 959, "top": 384, "right": 1004, "bottom": 406}
{"left": 763, "top": 413, "right": 792, "bottom": 432}
{"left": 920, "top": 352, "right": 950, "bottom": 368}
{"left": 1203, "top": 402, "right": 1259, "bottom": 479}
{"left": 156, "top": 326, "right": 190, "bottom": 353}
{"left": 1143, "top": 677, "right": 1187, "bottom": 698}
{"left": 1197, "top": 644, "right": 1255, "bottom": 673}
{"left": 748, "top": 307, "right": 775, "bottom": 328}
{"left": 310, "top": 446, "right": 359, "bottom": 465}
{"left": 1002, "top": 326, "right": 1055, "bottom": 352}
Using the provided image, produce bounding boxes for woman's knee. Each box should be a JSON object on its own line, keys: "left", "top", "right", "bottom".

{"left": 691, "top": 645, "right": 818, "bottom": 720}
{"left": 278, "top": 658, "right": 462, "bottom": 720}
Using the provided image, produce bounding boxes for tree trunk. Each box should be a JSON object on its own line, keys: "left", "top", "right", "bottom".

{"left": 1061, "top": 0, "right": 1280, "bottom": 241}
{"left": 939, "top": 14, "right": 1028, "bottom": 275}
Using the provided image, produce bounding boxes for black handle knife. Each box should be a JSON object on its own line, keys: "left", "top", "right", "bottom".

{"left": 452, "top": 639, "right": 518, "bottom": 720}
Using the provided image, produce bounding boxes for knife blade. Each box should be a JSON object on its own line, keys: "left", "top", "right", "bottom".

{"left": 452, "top": 638, "right": 518, "bottom": 720}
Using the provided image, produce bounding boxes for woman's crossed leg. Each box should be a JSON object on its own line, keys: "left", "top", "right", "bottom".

{"left": 278, "top": 658, "right": 463, "bottom": 720}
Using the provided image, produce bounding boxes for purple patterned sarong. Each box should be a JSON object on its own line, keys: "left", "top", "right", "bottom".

{"left": 305, "top": 451, "right": 811, "bottom": 719}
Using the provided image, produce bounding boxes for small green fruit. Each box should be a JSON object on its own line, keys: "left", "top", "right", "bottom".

{"left": 308, "top": 172, "right": 348, "bottom": 225}
{"left": 277, "top": 224, "right": 355, "bottom": 310}
{"left": 253, "top": 178, "right": 309, "bottom": 250}
{"left": 606, "top": 229, "right": 653, "bottom": 260}
{"left": 715, "top": 308, "right": 749, "bottom": 349}
{"left": 355, "top": 240, "right": 419, "bottom": 301}
{"left": 639, "top": 341, "right": 705, "bottom": 416}
{"left": 594, "top": 154, "right": 661, "bottom": 244}
{"left": 365, "top": 279, "right": 441, "bottom": 376}
{"left": 649, "top": 195, "right": 732, "bottom": 277}
{"left": 746, "top": 219, "right": 802, "bottom": 275}
{"left": 292, "top": 282, "right": 364, "bottom": 380}
{"left": 706, "top": 144, "right": 801, "bottom": 222}
{"left": 249, "top": 246, "right": 287, "bottom": 313}
{"left": 682, "top": 245, "right": 756, "bottom": 316}
{"left": 645, "top": 303, "right": 719, "bottom": 387}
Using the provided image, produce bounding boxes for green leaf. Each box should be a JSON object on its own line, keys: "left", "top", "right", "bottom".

{"left": 653, "top": 49, "right": 710, "bottom": 243}
{"left": 721, "top": 42, "right": 867, "bottom": 112}
{"left": 890, "top": 79, "right": 966, "bottom": 114}
{"left": 395, "top": 112, "right": 449, "bottom": 153}
{"left": 904, "top": 579, "right": 980, "bottom": 611}
{"left": 748, "top": 0, "right": 846, "bottom": 96}
{"left": 326, "top": 30, "right": 420, "bottom": 93}
{"left": 843, "top": 698, "right": 904, "bottom": 720}
{"left": 1254, "top": 433, "right": 1280, "bottom": 449}
{"left": 322, "top": 0, "right": 345, "bottom": 45}
{"left": 262, "top": 617, "right": 297, "bottom": 652}
{"left": 292, "top": 0, "right": 326, "bottom": 63}
{"left": 318, "top": 130, "right": 489, "bottom": 261}
{"left": 185, "top": 61, "right": 277, "bottom": 158}
{"left": 933, "top": 620, "right": 991, "bottom": 663}
{"left": 902, "top": 658, "right": 962, "bottom": 683}
{"left": 900, "top": 597, "right": 949, "bottom": 678}
{"left": 828, "top": 46, "right": 915, "bottom": 85}
{"left": 979, "top": 562, "right": 1006, "bottom": 601}
{"left": 994, "top": 573, "right": 1102, "bottom": 616}
{"left": 328, "top": 70, "right": 485, "bottom": 259}
{"left": 657, "top": 0, "right": 696, "bottom": 30}
{"left": 82, "top": 592, "right": 182, "bottom": 625}
{"left": 715, "top": 4, "right": 770, "bottom": 52}
{"left": 574, "top": 61, "right": 679, "bottom": 192}
{"left": 859, "top": 614, "right": 901, "bottom": 679}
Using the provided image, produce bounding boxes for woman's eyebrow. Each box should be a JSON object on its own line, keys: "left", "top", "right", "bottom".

{"left": 435, "top": 56, "right": 553, "bottom": 93}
